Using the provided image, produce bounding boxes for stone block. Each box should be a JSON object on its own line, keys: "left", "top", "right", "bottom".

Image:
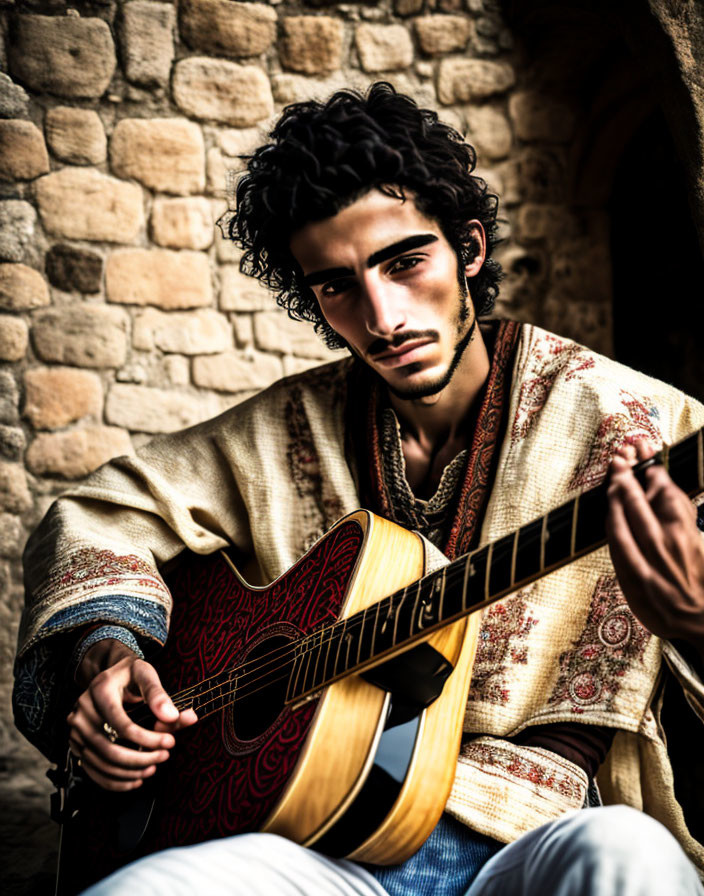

{"left": 26, "top": 426, "right": 133, "bottom": 479}
{"left": 0, "top": 426, "right": 25, "bottom": 461}
{"left": 24, "top": 367, "right": 103, "bottom": 430}
{"left": 45, "top": 244, "right": 103, "bottom": 294}
{"left": 0, "top": 372, "right": 19, "bottom": 425}
{"left": 9, "top": 14, "right": 116, "bottom": 99}
{"left": 179, "top": 0, "right": 276, "bottom": 57}
{"left": 163, "top": 354, "right": 190, "bottom": 386}
{"left": 0, "top": 120, "right": 49, "bottom": 181}
{"left": 0, "top": 317, "right": 28, "bottom": 362}
{"left": 279, "top": 17, "right": 345, "bottom": 75}
{"left": 0, "top": 201, "right": 36, "bottom": 263}
{"left": 132, "top": 308, "right": 231, "bottom": 354}
{"left": 150, "top": 198, "right": 214, "bottom": 250}
{"left": 32, "top": 305, "right": 129, "bottom": 368}
{"left": 35, "top": 168, "right": 144, "bottom": 243}
{"left": 173, "top": 58, "right": 273, "bottom": 127}
{"left": 192, "top": 350, "right": 283, "bottom": 392}
{"left": 437, "top": 58, "right": 515, "bottom": 104}
{"left": 120, "top": 1, "right": 175, "bottom": 88}
{"left": 0, "top": 264, "right": 50, "bottom": 311}
{"left": 0, "top": 513, "right": 22, "bottom": 557}
{"left": 0, "top": 461, "right": 31, "bottom": 513}
{"left": 218, "top": 127, "right": 263, "bottom": 157}
{"left": 44, "top": 107, "right": 107, "bottom": 165}
{"left": 395, "top": 0, "right": 423, "bottom": 15}
{"left": 220, "top": 264, "right": 273, "bottom": 311}
{"left": 465, "top": 105, "right": 512, "bottom": 161}
{"left": 106, "top": 383, "right": 219, "bottom": 433}
{"left": 355, "top": 24, "right": 413, "bottom": 72}
{"left": 508, "top": 91, "right": 576, "bottom": 143}
{"left": 0, "top": 74, "right": 29, "bottom": 119}
{"left": 106, "top": 248, "right": 213, "bottom": 308}
{"left": 110, "top": 118, "right": 205, "bottom": 195}
{"left": 414, "top": 16, "right": 473, "bottom": 55}
{"left": 232, "top": 314, "right": 253, "bottom": 347}
{"left": 253, "top": 311, "right": 338, "bottom": 360}
{"left": 496, "top": 149, "right": 565, "bottom": 205}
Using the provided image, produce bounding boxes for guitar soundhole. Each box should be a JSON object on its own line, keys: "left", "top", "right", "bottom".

{"left": 223, "top": 630, "right": 297, "bottom": 755}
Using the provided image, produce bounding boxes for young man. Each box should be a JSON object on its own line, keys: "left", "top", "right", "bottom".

{"left": 14, "top": 84, "right": 704, "bottom": 894}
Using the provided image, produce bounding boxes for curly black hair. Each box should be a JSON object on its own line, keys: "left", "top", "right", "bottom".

{"left": 229, "top": 82, "right": 502, "bottom": 349}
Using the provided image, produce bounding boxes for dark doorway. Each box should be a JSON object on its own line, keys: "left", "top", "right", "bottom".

{"left": 610, "top": 109, "right": 704, "bottom": 403}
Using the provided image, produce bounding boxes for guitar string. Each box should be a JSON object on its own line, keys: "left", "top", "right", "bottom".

{"left": 134, "top": 524, "right": 552, "bottom": 724}
{"left": 131, "top": 512, "right": 577, "bottom": 725}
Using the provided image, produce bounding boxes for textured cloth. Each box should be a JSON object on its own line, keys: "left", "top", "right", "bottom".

{"left": 13, "top": 323, "right": 704, "bottom": 873}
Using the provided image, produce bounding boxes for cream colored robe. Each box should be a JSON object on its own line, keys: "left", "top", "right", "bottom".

{"left": 14, "top": 324, "right": 704, "bottom": 871}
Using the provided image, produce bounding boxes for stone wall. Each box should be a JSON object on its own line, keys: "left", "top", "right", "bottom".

{"left": 0, "top": 0, "right": 616, "bottom": 891}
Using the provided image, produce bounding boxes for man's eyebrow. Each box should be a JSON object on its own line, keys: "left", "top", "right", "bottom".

{"left": 366, "top": 233, "right": 438, "bottom": 269}
{"left": 301, "top": 234, "right": 439, "bottom": 287}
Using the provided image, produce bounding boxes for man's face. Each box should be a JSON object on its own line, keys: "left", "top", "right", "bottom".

{"left": 289, "top": 189, "right": 482, "bottom": 400}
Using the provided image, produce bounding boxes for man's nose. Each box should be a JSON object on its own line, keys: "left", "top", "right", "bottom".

{"left": 362, "top": 275, "right": 406, "bottom": 338}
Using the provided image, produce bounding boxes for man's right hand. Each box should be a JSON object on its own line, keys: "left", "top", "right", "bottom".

{"left": 67, "top": 638, "right": 198, "bottom": 792}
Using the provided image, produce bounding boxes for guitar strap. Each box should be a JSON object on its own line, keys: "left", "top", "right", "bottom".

{"left": 347, "top": 319, "right": 521, "bottom": 560}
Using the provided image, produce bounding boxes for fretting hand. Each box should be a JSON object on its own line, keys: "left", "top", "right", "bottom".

{"left": 606, "top": 440, "right": 704, "bottom": 660}
{"left": 67, "top": 638, "right": 197, "bottom": 792}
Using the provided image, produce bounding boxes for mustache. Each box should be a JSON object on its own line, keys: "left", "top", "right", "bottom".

{"left": 367, "top": 330, "right": 439, "bottom": 357}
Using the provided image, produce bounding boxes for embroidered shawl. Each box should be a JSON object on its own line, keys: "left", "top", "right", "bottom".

{"left": 13, "top": 323, "right": 704, "bottom": 871}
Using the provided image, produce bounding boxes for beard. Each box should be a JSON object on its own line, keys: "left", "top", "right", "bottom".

{"left": 383, "top": 313, "right": 477, "bottom": 400}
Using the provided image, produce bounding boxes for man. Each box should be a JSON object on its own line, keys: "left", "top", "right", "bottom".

{"left": 13, "top": 84, "right": 704, "bottom": 894}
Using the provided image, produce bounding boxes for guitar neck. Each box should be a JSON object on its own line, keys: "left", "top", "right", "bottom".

{"left": 287, "top": 427, "right": 704, "bottom": 703}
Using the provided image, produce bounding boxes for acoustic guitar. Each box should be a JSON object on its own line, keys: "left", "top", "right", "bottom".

{"left": 52, "top": 432, "right": 704, "bottom": 894}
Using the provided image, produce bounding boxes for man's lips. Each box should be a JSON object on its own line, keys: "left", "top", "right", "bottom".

{"left": 370, "top": 338, "right": 436, "bottom": 367}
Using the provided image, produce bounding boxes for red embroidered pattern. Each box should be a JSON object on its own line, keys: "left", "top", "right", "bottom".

{"left": 285, "top": 376, "right": 346, "bottom": 551}
{"left": 36, "top": 546, "right": 169, "bottom": 605}
{"left": 512, "top": 336, "right": 595, "bottom": 443}
{"left": 568, "top": 390, "right": 661, "bottom": 491}
{"left": 468, "top": 591, "right": 539, "bottom": 704}
{"left": 459, "top": 739, "right": 585, "bottom": 801}
{"left": 547, "top": 574, "right": 651, "bottom": 714}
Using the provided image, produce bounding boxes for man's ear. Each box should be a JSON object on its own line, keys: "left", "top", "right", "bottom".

{"left": 464, "top": 220, "right": 487, "bottom": 278}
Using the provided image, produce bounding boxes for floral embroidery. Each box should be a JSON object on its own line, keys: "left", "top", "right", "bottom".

{"left": 512, "top": 336, "right": 595, "bottom": 443}
{"left": 468, "top": 591, "right": 539, "bottom": 704}
{"left": 569, "top": 391, "right": 661, "bottom": 491}
{"left": 547, "top": 574, "right": 651, "bottom": 714}
{"left": 459, "top": 739, "right": 586, "bottom": 801}
{"left": 285, "top": 382, "right": 345, "bottom": 551}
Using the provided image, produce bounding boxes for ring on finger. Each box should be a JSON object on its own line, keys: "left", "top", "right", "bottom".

{"left": 102, "top": 721, "right": 119, "bottom": 744}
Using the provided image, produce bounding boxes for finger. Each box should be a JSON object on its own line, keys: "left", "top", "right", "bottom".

{"left": 153, "top": 707, "right": 198, "bottom": 733}
{"left": 89, "top": 670, "right": 176, "bottom": 750}
{"left": 80, "top": 742, "right": 163, "bottom": 779}
{"left": 606, "top": 479, "right": 655, "bottom": 594}
{"left": 132, "top": 661, "right": 180, "bottom": 727}
{"left": 80, "top": 761, "right": 149, "bottom": 793}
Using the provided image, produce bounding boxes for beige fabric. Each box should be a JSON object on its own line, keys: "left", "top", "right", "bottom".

{"left": 15, "top": 323, "right": 704, "bottom": 870}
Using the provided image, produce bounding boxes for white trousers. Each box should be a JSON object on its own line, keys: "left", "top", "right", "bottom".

{"left": 83, "top": 806, "right": 703, "bottom": 896}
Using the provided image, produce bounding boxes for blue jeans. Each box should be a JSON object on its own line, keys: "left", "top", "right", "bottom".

{"left": 367, "top": 814, "right": 501, "bottom": 896}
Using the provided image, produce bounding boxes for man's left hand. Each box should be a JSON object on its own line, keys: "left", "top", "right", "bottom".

{"left": 606, "top": 439, "right": 704, "bottom": 659}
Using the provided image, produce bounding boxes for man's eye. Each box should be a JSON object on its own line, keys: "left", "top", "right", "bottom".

{"left": 321, "top": 279, "right": 354, "bottom": 297}
{"left": 389, "top": 256, "right": 422, "bottom": 274}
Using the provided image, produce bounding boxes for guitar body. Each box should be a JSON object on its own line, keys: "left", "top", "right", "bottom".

{"left": 58, "top": 511, "right": 481, "bottom": 893}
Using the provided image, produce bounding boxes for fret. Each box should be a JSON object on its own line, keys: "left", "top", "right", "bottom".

{"left": 574, "top": 483, "right": 608, "bottom": 554}
{"left": 309, "top": 628, "right": 323, "bottom": 690}
{"left": 509, "top": 529, "right": 518, "bottom": 589}
{"left": 467, "top": 546, "right": 488, "bottom": 605}
{"left": 392, "top": 585, "right": 408, "bottom": 646}
{"left": 286, "top": 651, "right": 303, "bottom": 702}
{"left": 332, "top": 619, "right": 347, "bottom": 679}
{"left": 437, "top": 566, "right": 447, "bottom": 623}
{"left": 483, "top": 542, "right": 493, "bottom": 601}
{"left": 410, "top": 578, "right": 423, "bottom": 638}
{"left": 570, "top": 494, "right": 579, "bottom": 558}
{"left": 417, "top": 574, "right": 441, "bottom": 630}
{"left": 368, "top": 599, "right": 382, "bottom": 661}
{"left": 355, "top": 606, "right": 367, "bottom": 666}
{"left": 514, "top": 518, "right": 542, "bottom": 584}
{"left": 539, "top": 513, "right": 548, "bottom": 570}
{"left": 544, "top": 503, "right": 572, "bottom": 568}
{"left": 460, "top": 553, "right": 475, "bottom": 614}
{"left": 300, "top": 642, "right": 316, "bottom": 695}
{"left": 488, "top": 533, "right": 514, "bottom": 598}
{"left": 374, "top": 597, "right": 395, "bottom": 656}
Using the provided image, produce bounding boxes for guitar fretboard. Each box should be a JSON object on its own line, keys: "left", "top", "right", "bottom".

{"left": 285, "top": 427, "right": 704, "bottom": 703}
